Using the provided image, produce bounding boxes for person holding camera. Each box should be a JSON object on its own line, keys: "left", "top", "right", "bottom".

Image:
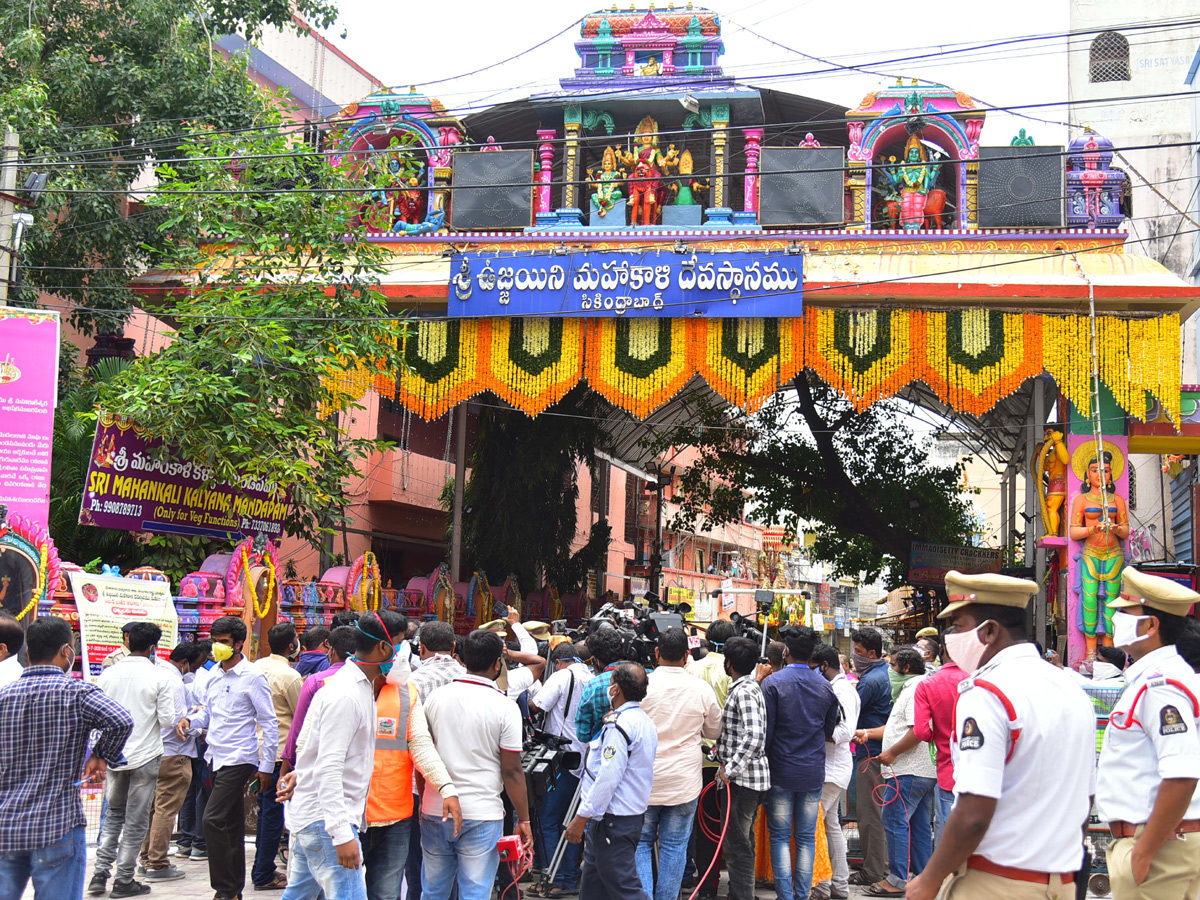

{"left": 638, "top": 628, "right": 722, "bottom": 900}
{"left": 576, "top": 628, "right": 632, "bottom": 742}
{"left": 530, "top": 643, "right": 594, "bottom": 897}
{"left": 565, "top": 662, "right": 658, "bottom": 900}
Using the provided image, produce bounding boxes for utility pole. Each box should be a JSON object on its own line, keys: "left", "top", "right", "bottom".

{"left": 0, "top": 131, "right": 19, "bottom": 307}
{"left": 450, "top": 402, "right": 468, "bottom": 582}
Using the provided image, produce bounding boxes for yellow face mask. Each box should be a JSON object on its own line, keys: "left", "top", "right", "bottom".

{"left": 211, "top": 642, "right": 235, "bottom": 662}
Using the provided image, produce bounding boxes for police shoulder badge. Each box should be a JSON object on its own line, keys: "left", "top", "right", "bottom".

{"left": 1160, "top": 705, "right": 1189, "bottom": 736}
{"left": 960, "top": 717, "right": 985, "bottom": 750}
{"left": 602, "top": 745, "right": 616, "bottom": 759}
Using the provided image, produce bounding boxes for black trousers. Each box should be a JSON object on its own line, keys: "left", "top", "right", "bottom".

{"left": 581, "top": 814, "right": 648, "bottom": 900}
{"left": 203, "top": 763, "right": 256, "bottom": 897}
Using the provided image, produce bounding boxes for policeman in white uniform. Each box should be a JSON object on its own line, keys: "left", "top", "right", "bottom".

{"left": 1095, "top": 567, "right": 1200, "bottom": 900}
{"left": 905, "top": 571, "right": 1096, "bottom": 900}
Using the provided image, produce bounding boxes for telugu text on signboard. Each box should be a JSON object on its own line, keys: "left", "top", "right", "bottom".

{"left": 70, "top": 572, "right": 178, "bottom": 682}
{"left": 0, "top": 309, "right": 59, "bottom": 529}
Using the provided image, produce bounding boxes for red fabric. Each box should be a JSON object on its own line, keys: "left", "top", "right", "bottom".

{"left": 913, "top": 661, "right": 968, "bottom": 791}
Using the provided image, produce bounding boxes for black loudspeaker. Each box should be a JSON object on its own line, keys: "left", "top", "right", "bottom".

{"left": 977, "top": 146, "right": 1063, "bottom": 228}
{"left": 758, "top": 148, "right": 845, "bottom": 227}
{"left": 450, "top": 150, "right": 534, "bottom": 230}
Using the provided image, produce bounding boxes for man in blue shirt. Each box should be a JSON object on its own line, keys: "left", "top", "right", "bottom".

{"left": 565, "top": 662, "right": 658, "bottom": 900}
{"left": 849, "top": 626, "right": 892, "bottom": 887}
{"left": 762, "top": 627, "right": 839, "bottom": 900}
{"left": 574, "top": 627, "right": 630, "bottom": 742}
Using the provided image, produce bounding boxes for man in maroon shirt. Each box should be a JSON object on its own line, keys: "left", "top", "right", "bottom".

{"left": 911, "top": 632, "right": 967, "bottom": 846}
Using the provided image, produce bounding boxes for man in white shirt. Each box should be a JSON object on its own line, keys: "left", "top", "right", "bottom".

{"left": 0, "top": 613, "right": 24, "bottom": 688}
{"left": 812, "top": 643, "right": 859, "bottom": 900}
{"left": 530, "top": 643, "right": 593, "bottom": 895}
{"left": 638, "top": 627, "right": 722, "bottom": 900}
{"left": 422, "top": 629, "right": 532, "bottom": 900}
{"left": 90, "top": 622, "right": 176, "bottom": 898}
{"left": 276, "top": 610, "right": 405, "bottom": 900}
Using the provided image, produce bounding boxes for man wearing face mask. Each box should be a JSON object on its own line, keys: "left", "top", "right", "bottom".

{"left": 177, "top": 616, "right": 279, "bottom": 900}
{"left": 0, "top": 616, "right": 134, "bottom": 899}
{"left": 904, "top": 572, "right": 1095, "bottom": 900}
{"left": 564, "top": 662, "right": 658, "bottom": 900}
{"left": 1095, "top": 567, "right": 1200, "bottom": 900}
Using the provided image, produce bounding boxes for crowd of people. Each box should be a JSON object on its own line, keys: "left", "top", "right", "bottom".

{"left": 0, "top": 566, "right": 1197, "bottom": 900}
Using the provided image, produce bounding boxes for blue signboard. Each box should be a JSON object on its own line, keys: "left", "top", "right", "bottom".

{"left": 448, "top": 250, "right": 802, "bottom": 317}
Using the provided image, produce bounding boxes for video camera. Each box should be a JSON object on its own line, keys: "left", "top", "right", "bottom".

{"left": 565, "top": 594, "right": 692, "bottom": 668}
{"left": 521, "top": 730, "right": 581, "bottom": 810}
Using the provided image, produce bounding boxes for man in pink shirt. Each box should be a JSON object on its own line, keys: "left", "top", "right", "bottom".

{"left": 279, "top": 626, "right": 355, "bottom": 776}
{"left": 911, "top": 632, "right": 967, "bottom": 846}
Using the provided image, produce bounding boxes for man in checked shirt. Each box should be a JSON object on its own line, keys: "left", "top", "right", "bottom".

{"left": 0, "top": 616, "right": 134, "bottom": 899}
{"left": 714, "top": 637, "right": 772, "bottom": 900}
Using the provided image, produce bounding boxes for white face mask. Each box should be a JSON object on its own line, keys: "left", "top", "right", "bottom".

{"left": 944, "top": 622, "right": 992, "bottom": 674}
{"left": 384, "top": 642, "right": 413, "bottom": 686}
{"left": 1111, "top": 611, "right": 1151, "bottom": 650}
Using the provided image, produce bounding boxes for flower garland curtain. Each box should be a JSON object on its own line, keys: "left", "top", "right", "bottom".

{"left": 377, "top": 312, "right": 1181, "bottom": 424}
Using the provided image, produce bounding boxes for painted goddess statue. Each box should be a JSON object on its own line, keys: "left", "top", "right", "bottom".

{"left": 881, "top": 133, "right": 940, "bottom": 230}
{"left": 587, "top": 146, "right": 626, "bottom": 217}
{"left": 671, "top": 150, "right": 709, "bottom": 206}
{"left": 1068, "top": 447, "right": 1129, "bottom": 660}
{"left": 618, "top": 116, "right": 679, "bottom": 226}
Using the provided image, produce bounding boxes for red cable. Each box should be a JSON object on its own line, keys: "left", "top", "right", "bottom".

{"left": 859, "top": 750, "right": 914, "bottom": 889}
{"left": 686, "top": 779, "right": 731, "bottom": 900}
{"left": 500, "top": 844, "right": 535, "bottom": 900}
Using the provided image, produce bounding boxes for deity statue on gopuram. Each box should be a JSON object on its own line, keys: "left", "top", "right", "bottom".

{"left": 587, "top": 146, "right": 626, "bottom": 218}
{"left": 670, "top": 149, "right": 709, "bottom": 206}
{"left": 618, "top": 116, "right": 679, "bottom": 226}
{"left": 880, "top": 133, "right": 941, "bottom": 231}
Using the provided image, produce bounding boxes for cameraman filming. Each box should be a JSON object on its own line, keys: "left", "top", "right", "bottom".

{"left": 576, "top": 628, "right": 632, "bottom": 742}
{"left": 530, "top": 644, "right": 594, "bottom": 897}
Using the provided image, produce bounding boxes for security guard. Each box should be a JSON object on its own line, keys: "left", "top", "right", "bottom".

{"left": 564, "top": 661, "right": 658, "bottom": 900}
{"left": 1096, "top": 567, "right": 1200, "bottom": 900}
{"left": 905, "top": 571, "right": 1096, "bottom": 900}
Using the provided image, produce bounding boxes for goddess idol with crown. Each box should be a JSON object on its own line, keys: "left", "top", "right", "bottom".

{"left": 881, "top": 133, "right": 940, "bottom": 231}
{"left": 587, "top": 146, "right": 626, "bottom": 218}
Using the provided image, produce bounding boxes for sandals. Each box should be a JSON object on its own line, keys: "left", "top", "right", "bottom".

{"left": 864, "top": 882, "right": 905, "bottom": 896}
{"left": 847, "top": 872, "right": 873, "bottom": 886}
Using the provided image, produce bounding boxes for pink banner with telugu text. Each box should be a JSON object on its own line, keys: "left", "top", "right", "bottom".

{"left": 0, "top": 309, "right": 59, "bottom": 530}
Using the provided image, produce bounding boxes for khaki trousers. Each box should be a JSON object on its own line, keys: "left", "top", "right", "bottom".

{"left": 1108, "top": 833, "right": 1200, "bottom": 900}
{"left": 139, "top": 754, "right": 193, "bottom": 870}
{"left": 938, "top": 864, "right": 1075, "bottom": 900}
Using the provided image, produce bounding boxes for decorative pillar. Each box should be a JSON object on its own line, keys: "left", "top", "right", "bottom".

{"left": 663, "top": 48, "right": 675, "bottom": 73}
{"left": 624, "top": 49, "right": 636, "bottom": 74}
{"left": 557, "top": 105, "right": 584, "bottom": 227}
{"left": 848, "top": 161, "right": 867, "bottom": 229}
{"left": 964, "top": 161, "right": 978, "bottom": 229}
{"left": 705, "top": 104, "right": 733, "bottom": 226}
{"left": 741, "top": 128, "right": 762, "bottom": 214}
{"left": 536, "top": 129, "right": 556, "bottom": 215}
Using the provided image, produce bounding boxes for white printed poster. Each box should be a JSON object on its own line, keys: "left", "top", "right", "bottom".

{"left": 70, "top": 572, "right": 178, "bottom": 681}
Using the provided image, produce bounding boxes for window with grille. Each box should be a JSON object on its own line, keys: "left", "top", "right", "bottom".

{"left": 1089, "top": 31, "right": 1130, "bottom": 83}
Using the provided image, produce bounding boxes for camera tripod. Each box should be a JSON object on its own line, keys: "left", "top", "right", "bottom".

{"left": 539, "top": 769, "right": 584, "bottom": 890}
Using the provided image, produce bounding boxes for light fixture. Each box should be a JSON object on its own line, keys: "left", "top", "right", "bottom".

{"left": 680, "top": 95, "right": 700, "bottom": 114}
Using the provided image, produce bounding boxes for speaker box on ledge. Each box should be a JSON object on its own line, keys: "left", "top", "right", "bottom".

{"left": 450, "top": 150, "right": 534, "bottom": 230}
{"left": 977, "top": 146, "right": 1064, "bottom": 229}
{"left": 758, "top": 147, "right": 845, "bottom": 227}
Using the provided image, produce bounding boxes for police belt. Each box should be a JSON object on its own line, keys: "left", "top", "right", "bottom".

{"left": 966, "top": 856, "right": 1075, "bottom": 885}
{"left": 1109, "top": 819, "right": 1200, "bottom": 840}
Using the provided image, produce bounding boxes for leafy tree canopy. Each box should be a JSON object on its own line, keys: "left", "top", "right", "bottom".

{"left": 656, "top": 375, "right": 976, "bottom": 588}
{"left": 458, "top": 386, "right": 612, "bottom": 593}
{"left": 98, "top": 111, "right": 402, "bottom": 549}
{"left": 0, "top": 0, "right": 337, "bottom": 333}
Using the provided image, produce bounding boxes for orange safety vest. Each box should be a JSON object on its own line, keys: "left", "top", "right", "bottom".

{"left": 365, "top": 681, "right": 418, "bottom": 825}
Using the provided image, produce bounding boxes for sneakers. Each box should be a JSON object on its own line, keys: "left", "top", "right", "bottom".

{"left": 109, "top": 880, "right": 151, "bottom": 898}
{"left": 143, "top": 865, "right": 186, "bottom": 882}
{"left": 173, "top": 845, "right": 192, "bottom": 859}
{"left": 189, "top": 848, "right": 208, "bottom": 860}
{"left": 87, "top": 874, "right": 107, "bottom": 896}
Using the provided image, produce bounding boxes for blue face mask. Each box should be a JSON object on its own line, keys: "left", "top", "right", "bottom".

{"left": 352, "top": 623, "right": 394, "bottom": 674}
{"left": 378, "top": 651, "right": 396, "bottom": 676}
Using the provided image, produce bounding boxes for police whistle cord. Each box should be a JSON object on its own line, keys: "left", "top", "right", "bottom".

{"left": 687, "top": 777, "right": 731, "bottom": 900}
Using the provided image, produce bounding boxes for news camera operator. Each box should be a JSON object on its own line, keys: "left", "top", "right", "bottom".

{"left": 576, "top": 627, "right": 633, "bottom": 742}
{"left": 565, "top": 663, "right": 657, "bottom": 900}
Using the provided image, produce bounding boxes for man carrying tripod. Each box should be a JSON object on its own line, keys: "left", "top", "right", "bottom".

{"left": 530, "top": 643, "right": 594, "bottom": 897}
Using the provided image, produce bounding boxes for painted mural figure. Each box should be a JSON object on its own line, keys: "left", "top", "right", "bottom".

{"left": 1069, "top": 448, "right": 1130, "bottom": 660}
{"left": 881, "top": 134, "right": 940, "bottom": 231}
{"left": 618, "top": 116, "right": 679, "bottom": 226}
{"left": 587, "top": 146, "right": 626, "bottom": 217}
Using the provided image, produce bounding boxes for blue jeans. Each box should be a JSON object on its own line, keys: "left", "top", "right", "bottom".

{"left": 932, "top": 787, "right": 954, "bottom": 847}
{"left": 253, "top": 761, "right": 285, "bottom": 886}
{"left": 0, "top": 825, "right": 87, "bottom": 900}
{"left": 635, "top": 799, "right": 698, "bottom": 900}
{"left": 281, "top": 821, "right": 367, "bottom": 900}
{"left": 540, "top": 771, "right": 582, "bottom": 889}
{"left": 765, "top": 786, "right": 822, "bottom": 900}
{"left": 421, "top": 817, "right": 503, "bottom": 900}
{"left": 880, "top": 775, "right": 936, "bottom": 886}
{"left": 362, "top": 817, "right": 412, "bottom": 900}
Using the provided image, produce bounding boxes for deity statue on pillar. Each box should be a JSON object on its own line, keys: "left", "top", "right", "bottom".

{"left": 618, "top": 116, "right": 679, "bottom": 226}
{"left": 880, "top": 133, "right": 940, "bottom": 230}
{"left": 587, "top": 146, "right": 626, "bottom": 218}
{"left": 1032, "top": 429, "right": 1070, "bottom": 536}
{"left": 1068, "top": 443, "right": 1129, "bottom": 660}
{"left": 670, "top": 150, "right": 709, "bottom": 206}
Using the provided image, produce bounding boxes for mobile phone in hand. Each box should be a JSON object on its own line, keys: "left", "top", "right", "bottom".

{"left": 247, "top": 777, "right": 260, "bottom": 794}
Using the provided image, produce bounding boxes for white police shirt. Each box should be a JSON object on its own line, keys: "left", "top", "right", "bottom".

{"left": 951, "top": 643, "right": 1096, "bottom": 873}
{"left": 1096, "top": 645, "right": 1200, "bottom": 824}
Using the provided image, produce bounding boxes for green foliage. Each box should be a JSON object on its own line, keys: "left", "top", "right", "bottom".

{"left": 98, "top": 110, "right": 404, "bottom": 550}
{"left": 657, "top": 375, "right": 976, "bottom": 588}
{"left": 457, "top": 386, "right": 612, "bottom": 592}
{"left": 0, "top": 0, "right": 336, "bottom": 334}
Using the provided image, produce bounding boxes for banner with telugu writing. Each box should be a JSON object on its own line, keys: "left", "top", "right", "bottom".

{"left": 0, "top": 309, "right": 59, "bottom": 529}
{"left": 449, "top": 250, "right": 802, "bottom": 317}
{"left": 70, "top": 572, "right": 177, "bottom": 682}
{"left": 79, "top": 415, "right": 289, "bottom": 540}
